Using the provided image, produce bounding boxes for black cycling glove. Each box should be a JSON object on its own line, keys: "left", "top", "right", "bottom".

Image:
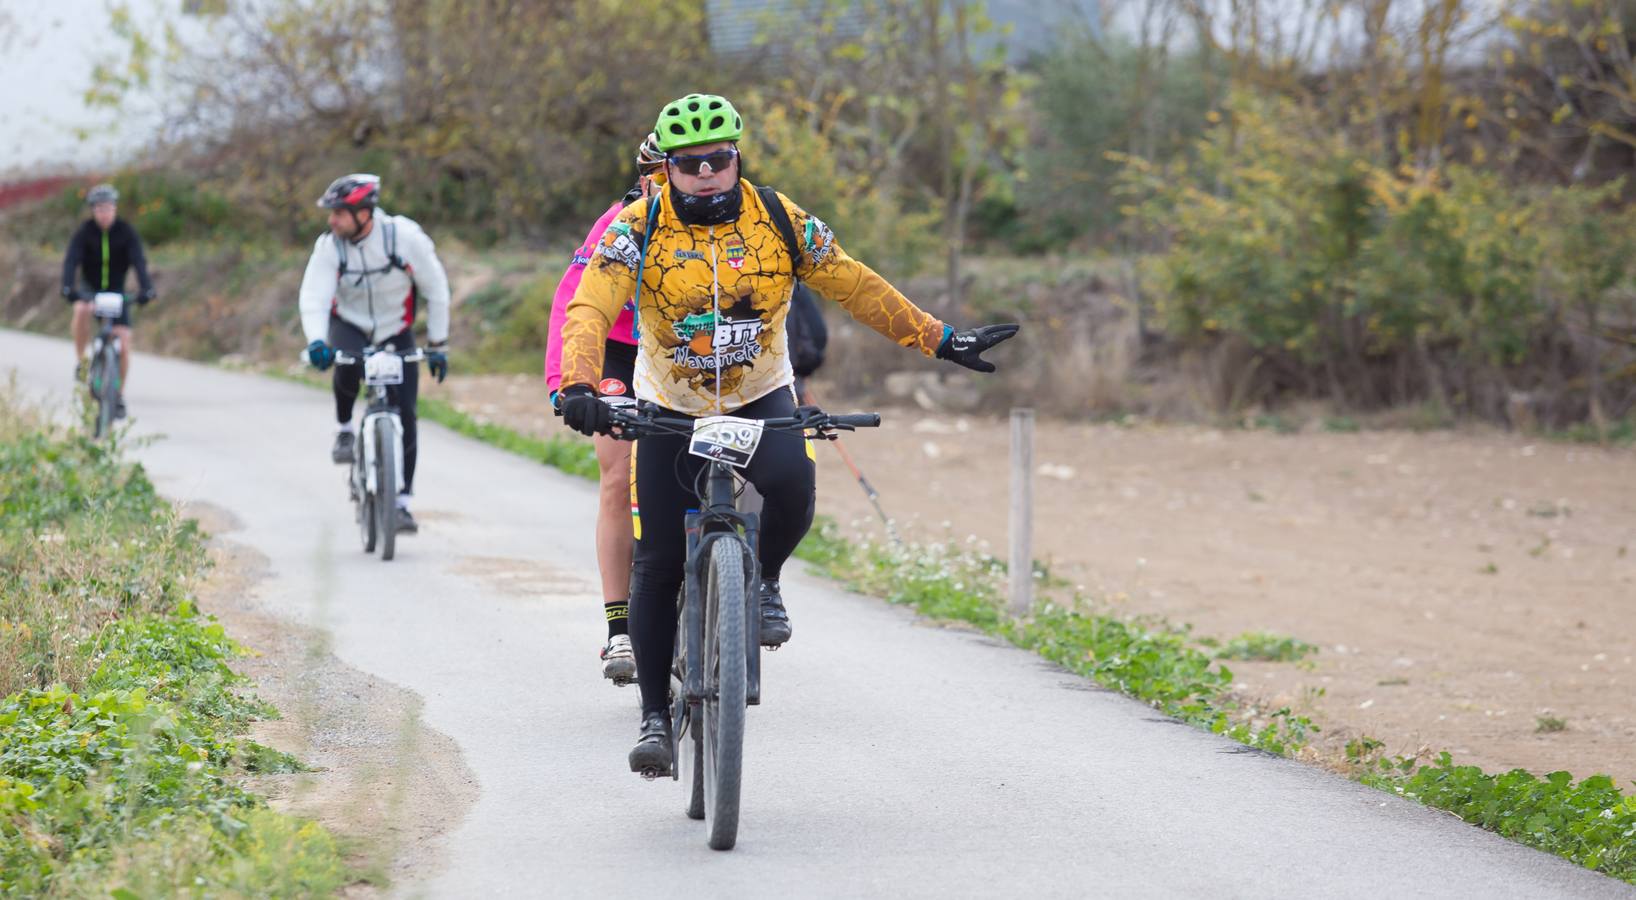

{"left": 426, "top": 342, "right": 449, "bottom": 383}
{"left": 936, "top": 323, "right": 1021, "bottom": 373}
{"left": 559, "top": 384, "right": 611, "bottom": 436}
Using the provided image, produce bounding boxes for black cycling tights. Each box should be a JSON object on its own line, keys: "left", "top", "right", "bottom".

{"left": 328, "top": 317, "right": 419, "bottom": 494}
{"left": 630, "top": 388, "right": 815, "bottom": 715}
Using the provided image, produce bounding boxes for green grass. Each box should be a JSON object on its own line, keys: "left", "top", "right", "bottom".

{"left": 0, "top": 395, "right": 345, "bottom": 896}
{"left": 1206, "top": 631, "right": 1320, "bottom": 663}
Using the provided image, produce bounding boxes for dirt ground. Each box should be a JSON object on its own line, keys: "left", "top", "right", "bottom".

{"left": 186, "top": 502, "right": 478, "bottom": 894}
{"left": 432, "top": 373, "right": 1636, "bottom": 785}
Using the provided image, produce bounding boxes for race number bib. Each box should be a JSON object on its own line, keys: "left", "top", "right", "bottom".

{"left": 689, "top": 416, "right": 765, "bottom": 468}
{"left": 364, "top": 353, "right": 404, "bottom": 386}
{"left": 93, "top": 292, "right": 124, "bottom": 318}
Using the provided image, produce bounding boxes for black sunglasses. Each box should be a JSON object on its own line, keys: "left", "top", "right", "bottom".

{"left": 667, "top": 148, "right": 739, "bottom": 177}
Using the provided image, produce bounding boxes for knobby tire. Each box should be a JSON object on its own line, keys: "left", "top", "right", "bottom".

{"left": 358, "top": 444, "right": 377, "bottom": 553}
{"left": 94, "top": 345, "right": 118, "bottom": 439}
{"left": 703, "top": 537, "right": 747, "bottom": 850}
{"left": 674, "top": 616, "right": 706, "bottom": 820}
{"left": 376, "top": 416, "right": 398, "bottom": 561}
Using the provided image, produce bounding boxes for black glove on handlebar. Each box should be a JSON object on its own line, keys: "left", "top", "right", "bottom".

{"left": 559, "top": 385, "right": 611, "bottom": 436}
{"left": 137, "top": 289, "right": 156, "bottom": 305}
{"left": 936, "top": 323, "right": 1021, "bottom": 373}
{"left": 425, "top": 342, "right": 449, "bottom": 383}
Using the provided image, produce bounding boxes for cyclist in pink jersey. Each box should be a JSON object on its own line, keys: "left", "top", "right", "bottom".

{"left": 546, "top": 133, "right": 664, "bottom": 683}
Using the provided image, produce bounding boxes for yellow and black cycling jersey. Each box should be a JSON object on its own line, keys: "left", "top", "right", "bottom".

{"left": 562, "top": 178, "right": 946, "bottom": 415}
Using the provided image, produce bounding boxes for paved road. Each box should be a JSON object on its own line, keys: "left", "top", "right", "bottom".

{"left": 3, "top": 328, "right": 1630, "bottom": 899}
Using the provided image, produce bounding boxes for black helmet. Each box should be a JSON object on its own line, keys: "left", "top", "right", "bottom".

{"left": 317, "top": 173, "right": 380, "bottom": 210}
{"left": 85, "top": 184, "right": 119, "bottom": 206}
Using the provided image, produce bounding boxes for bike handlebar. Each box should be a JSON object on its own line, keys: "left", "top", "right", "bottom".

{"left": 333, "top": 348, "right": 427, "bottom": 365}
{"left": 296, "top": 347, "right": 429, "bottom": 368}
{"left": 604, "top": 404, "right": 881, "bottom": 441}
{"left": 827, "top": 413, "right": 882, "bottom": 429}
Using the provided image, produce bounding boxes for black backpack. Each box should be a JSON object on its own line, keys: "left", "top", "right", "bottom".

{"left": 787, "top": 282, "right": 829, "bottom": 377}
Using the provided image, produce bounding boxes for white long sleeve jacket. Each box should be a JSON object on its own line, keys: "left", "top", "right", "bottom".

{"left": 298, "top": 212, "right": 451, "bottom": 345}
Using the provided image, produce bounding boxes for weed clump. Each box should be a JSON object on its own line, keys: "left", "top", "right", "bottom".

{"left": 0, "top": 396, "right": 343, "bottom": 895}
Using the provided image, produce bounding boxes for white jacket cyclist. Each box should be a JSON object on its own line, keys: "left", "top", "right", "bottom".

{"left": 298, "top": 211, "right": 451, "bottom": 346}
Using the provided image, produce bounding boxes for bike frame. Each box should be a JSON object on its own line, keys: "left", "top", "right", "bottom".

{"left": 355, "top": 392, "right": 405, "bottom": 500}
{"left": 86, "top": 293, "right": 127, "bottom": 437}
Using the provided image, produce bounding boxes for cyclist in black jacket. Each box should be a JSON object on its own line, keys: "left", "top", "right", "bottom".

{"left": 61, "top": 184, "right": 155, "bottom": 413}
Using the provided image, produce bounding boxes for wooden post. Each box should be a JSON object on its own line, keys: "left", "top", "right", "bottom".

{"left": 1009, "top": 407, "right": 1034, "bottom": 618}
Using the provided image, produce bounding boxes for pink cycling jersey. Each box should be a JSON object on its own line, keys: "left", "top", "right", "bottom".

{"left": 544, "top": 201, "right": 637, "bottom": 392}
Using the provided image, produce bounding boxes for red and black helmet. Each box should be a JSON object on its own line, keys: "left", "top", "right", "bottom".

{"left": 317, "top": 173, "right": 381, "bottom": 210}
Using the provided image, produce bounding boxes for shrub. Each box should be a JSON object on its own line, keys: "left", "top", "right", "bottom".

{"left": 1117, "top": 92, "right": 1636, "bottom": 425}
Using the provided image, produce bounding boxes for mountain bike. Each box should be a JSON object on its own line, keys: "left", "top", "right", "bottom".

{"left": 336, "top": 347, "right": 424, "bottom": 562}
{"left": 83, "top": 291, "right": 127, "bottom": 439}
{"left": 609, "top": 402, "right": 880, "bottom": 850}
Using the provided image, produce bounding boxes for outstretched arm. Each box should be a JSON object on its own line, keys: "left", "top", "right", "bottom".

{"left": 777, "top": 198, "right": 946, "bottom": 356}
{"left": 779, "top": 194, "right": 1018, "bottom": 369}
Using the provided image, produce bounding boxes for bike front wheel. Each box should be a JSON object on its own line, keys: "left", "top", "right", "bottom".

{"left": 93, "top": 345, "right": 118, "bottom": 438}
{"left": 356, "top": 450, "right": 377, "bottom": 553}
{"left": 375, "top": 416, "right": 398, "bottom": 561}
{"left": 702, "top": 537, "right": 748, "bottom": 850}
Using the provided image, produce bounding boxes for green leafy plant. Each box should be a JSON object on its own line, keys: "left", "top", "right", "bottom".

{"left": 1213, "top": 631, "right": 1319, "bottom": 663}
{"left": 1364, "top": 755, "right": 1636, "bottom": 884}
{"left": 0, "top": 395, "right": 343, "bottom": 895}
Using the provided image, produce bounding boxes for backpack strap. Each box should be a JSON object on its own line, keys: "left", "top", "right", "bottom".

{"left": 628, "top": 195, "right": 663, "bottom": 341}
{"left": 332, "top": 231, "right": 347, "bottom": 278}
{"left": 334, "top": 218, "right": 407, "bottom": 278}
{"left": 756, "top": 185, "right": 804, "bottom": 277}
{"left": 383, "top": 219, "right": 406, "bottom": 271}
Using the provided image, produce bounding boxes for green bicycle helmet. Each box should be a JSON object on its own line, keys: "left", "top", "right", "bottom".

{"left": 654, "top": 94, "right": 743, "bottom": 152}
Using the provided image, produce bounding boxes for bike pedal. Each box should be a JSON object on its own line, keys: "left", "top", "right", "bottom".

{"left": 611, "top": 676, "right": 638, "bottom": 687}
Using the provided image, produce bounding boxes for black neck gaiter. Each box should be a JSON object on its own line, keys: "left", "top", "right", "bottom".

{"left": 671, "top": 181, "right": 743, "bottom": 226}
